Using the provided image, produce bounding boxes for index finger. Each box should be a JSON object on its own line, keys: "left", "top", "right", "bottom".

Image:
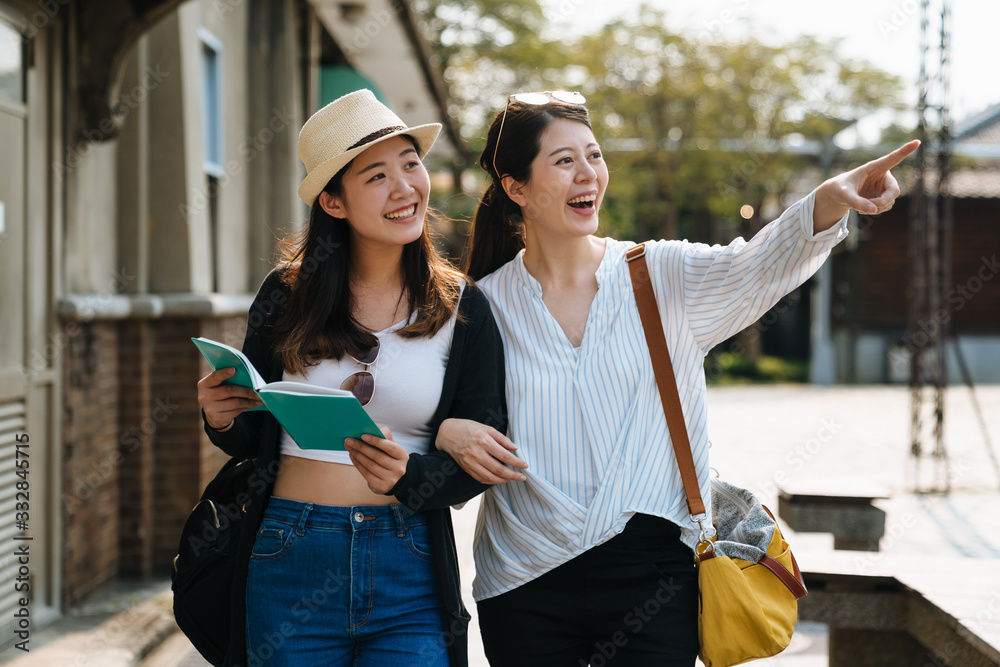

{"left": 358, "top": 433, "right": 408, "bottom": 459}
{"left": 870, "top": 139, "right": 920, "bottom": 171}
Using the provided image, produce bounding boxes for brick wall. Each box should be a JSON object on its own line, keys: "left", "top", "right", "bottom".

{"left": 63, "top": 322, "right": 121, "bottom": 606}
{"left": 147, "top": 315, "right": 245, "bottom": 572}
{"left": 149, "top": 318, "right": 208, "bottom": 572}
{"left": 118, "top": 320, "right": 154, "bottom": 577}
{"left": 835, "top": 198, "right": 1000, "bottom": 333}
{"left": 197, "top": 316, "right": 246, "bottom": 483}
{"left": 62, "top": 312, "right": 250, "bottom": 605}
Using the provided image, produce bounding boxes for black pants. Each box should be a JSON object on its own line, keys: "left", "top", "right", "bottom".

{"left": 477, "top": 514, "right": 699, "bottom": 667}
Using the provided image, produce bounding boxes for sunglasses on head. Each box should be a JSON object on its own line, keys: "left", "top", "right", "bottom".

{"left": 340, "top": 333, "right": 379, "bottom": 406}
{"left": 491, "top": 90, "right": 586, "bottom": 178}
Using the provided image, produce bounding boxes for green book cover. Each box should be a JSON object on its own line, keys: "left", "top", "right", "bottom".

{"left": 256, "top": 382, "right": 384, "bottom": 451}
{"left": 191, "top": 337, "right": 268, "bottom": 411}
{"left": 192, "top": 337, "right": 382, "bottom": 450}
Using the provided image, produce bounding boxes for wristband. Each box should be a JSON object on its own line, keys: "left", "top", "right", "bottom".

{"left": 202, "top": 408, "right": 234, "bottom": 433}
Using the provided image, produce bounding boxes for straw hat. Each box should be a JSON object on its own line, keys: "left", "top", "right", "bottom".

{"left": 297, "top": 89, "right": 442, "bottom": 205}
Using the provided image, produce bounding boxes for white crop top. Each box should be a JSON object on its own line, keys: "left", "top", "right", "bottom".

{"left": 279, "top": 307, "right": 459, "bottom": 464}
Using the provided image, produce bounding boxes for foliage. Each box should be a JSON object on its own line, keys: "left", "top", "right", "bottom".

{"left": 411, "top": 0, "right": 560, "bottom": 156}
{"left": 705, "top": 353, "right": 809, "bottom": 385}
{"left": 568, "top": 9, "right": 905, "bottom": 243}
{"left": 413, "top": 1, "right": 907, "bottom": 245}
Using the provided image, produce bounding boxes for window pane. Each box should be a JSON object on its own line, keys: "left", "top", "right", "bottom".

{"left": 201, "top": 41, "right": 221, "bottom": 172}
{"left": 0, "top": 20, "right": 23, "bottom": 104}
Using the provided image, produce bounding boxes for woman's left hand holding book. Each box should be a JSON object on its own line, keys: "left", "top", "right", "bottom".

{"left": 344, "top": 428, "right": 408, "bottom": 494}
{"left": 197, "top": 366, "right": 265, "bottom": 431}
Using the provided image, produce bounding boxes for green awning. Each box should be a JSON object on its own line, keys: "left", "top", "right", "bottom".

{"left": 319, "top": 66, "right": 387, "bottom": 108}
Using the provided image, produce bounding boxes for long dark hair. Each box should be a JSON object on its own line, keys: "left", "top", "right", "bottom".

{"left": 271, "top": 138, "right": 463, "bottom": 375}
{"left": 465, "top": 100, "right": 593, "bottom": 279}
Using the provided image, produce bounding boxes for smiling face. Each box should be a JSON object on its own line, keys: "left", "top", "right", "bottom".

{"left": 319, "top": 135, "right": 430, "bottom": 249}
{"left": 506, "top": 118, "right": 609, "bottom": 241}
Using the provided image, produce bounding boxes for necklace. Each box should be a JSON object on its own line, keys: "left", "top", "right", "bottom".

{"left": 352, "top": 285, "right": 409, "bottom": 332}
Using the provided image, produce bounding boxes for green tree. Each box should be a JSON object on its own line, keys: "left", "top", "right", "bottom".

{"left": 412, "top": 0, "right": 560, "bottom": 150}
{"left": 565, "top": 10, "right": 906, "bottom": 244}
{"left": 413, "top": 2, "right": 907, "bottom": 367}
{"left": 413, "top": 0, "right": 561, "bottom": 242}
{"left": 413, "top": 1, "right": 906, "bottom": 250}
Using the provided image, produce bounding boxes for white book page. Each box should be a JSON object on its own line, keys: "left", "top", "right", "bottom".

{"left": 202, "top": 338, "right": 267, "bottom": 389}
{"left": 259, "top": 381, "right": 354, "bottom": 398}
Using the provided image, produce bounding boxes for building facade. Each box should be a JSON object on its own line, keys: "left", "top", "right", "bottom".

{"left": 827, "top": 105, "right": 1000, "bottom": 384}
{"left": 0, "top": 0, "right": 460, "bottom": 643}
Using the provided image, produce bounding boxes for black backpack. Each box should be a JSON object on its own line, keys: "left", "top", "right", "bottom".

{"left": 171, "top": 457, "right": 256, "bottom": 666}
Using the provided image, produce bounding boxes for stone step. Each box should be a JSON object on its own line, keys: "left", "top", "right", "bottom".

{"left": 3, "top": 591, "right": 177, "bottom": 667}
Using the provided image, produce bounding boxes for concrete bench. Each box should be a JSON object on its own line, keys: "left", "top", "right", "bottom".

{"left": 797, "top": 550, "right": 1000, "bottom": 667}
{"left": 778, "top": 480, "right": 890, "bottom": 551}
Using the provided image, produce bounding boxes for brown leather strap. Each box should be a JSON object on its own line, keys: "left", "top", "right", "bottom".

{"left": 628, "top": 247, "right": 809, "bottom": 598}
{"left": 761, "top": 506, "right": 808, "bottom": 596}
{"left": 626, "top": 244, "right": 705, "bottom": 516}
{"left": 759, "top": 553, "right": 809, "bottom": 599}
{"left": 699, "top": 545, "right": 807, "bottom": 598}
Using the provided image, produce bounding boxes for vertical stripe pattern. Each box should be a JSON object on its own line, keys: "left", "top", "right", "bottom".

{"left": 473, "top": 191, "right": 848, "bottom": 600}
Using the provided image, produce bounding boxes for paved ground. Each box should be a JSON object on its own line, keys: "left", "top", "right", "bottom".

{"left": 5, "top": 384, "right": 999, "bottom": 666}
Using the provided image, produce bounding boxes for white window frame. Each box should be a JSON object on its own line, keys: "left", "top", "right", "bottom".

{"left": 197, "top": 27, "right": 225, "bottom": 178}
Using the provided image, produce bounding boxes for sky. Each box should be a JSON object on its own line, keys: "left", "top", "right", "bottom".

{"left": 543, "top": 0, "right": 1000, "bottom": 143}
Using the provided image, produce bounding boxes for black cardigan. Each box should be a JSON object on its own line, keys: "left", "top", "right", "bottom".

{"left": 205, "top": 269, "right": 506, "bottom": 667}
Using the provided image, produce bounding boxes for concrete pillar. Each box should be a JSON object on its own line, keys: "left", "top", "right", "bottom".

{"left": 830, "top": 629, "right": 928, "bottom": 667}
{"left": 247, "top": 0, "right": 304, "bottom": 291}
{"left": 810, "top": 262, "right": 837, "bottom": 384}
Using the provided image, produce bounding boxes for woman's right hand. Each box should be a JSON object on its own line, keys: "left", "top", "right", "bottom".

{"left": 436, "top": 418, "right": 528, "bottom": 485}
{"left": 197, "top": 367, "right": 263, "bottom": 430}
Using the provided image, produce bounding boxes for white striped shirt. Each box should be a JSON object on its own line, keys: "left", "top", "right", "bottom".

{"left": 472, "top": 191, "right": 849, "bottom": 600}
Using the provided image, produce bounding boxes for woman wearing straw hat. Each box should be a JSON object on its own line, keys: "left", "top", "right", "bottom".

{"left": 197, "top": 89, "right": 520, "bottom": 666}
{"left": 436, "top": 92, "right": 917, "bottom": 665}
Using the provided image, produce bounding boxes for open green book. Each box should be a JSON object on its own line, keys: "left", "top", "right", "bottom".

{"left": 192, "top": 337, "right": 383, "bottom": 451}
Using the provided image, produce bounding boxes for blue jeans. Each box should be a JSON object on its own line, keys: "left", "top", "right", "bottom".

{"left": 245, "top": 497, "right": 450, "bottom": 666}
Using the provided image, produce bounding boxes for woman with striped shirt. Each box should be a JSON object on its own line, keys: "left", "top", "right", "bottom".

{"left": 438, "top": 92, "right": 916, "bottom": 665}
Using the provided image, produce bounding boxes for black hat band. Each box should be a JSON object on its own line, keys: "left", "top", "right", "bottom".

{"left": 348, "top": 125, "right": 408, "bottom": 151}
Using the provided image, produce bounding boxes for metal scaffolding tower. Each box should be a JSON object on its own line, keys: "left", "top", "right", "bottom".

{"left": 908, "top": 0, "right": 953, "bottom": 493}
